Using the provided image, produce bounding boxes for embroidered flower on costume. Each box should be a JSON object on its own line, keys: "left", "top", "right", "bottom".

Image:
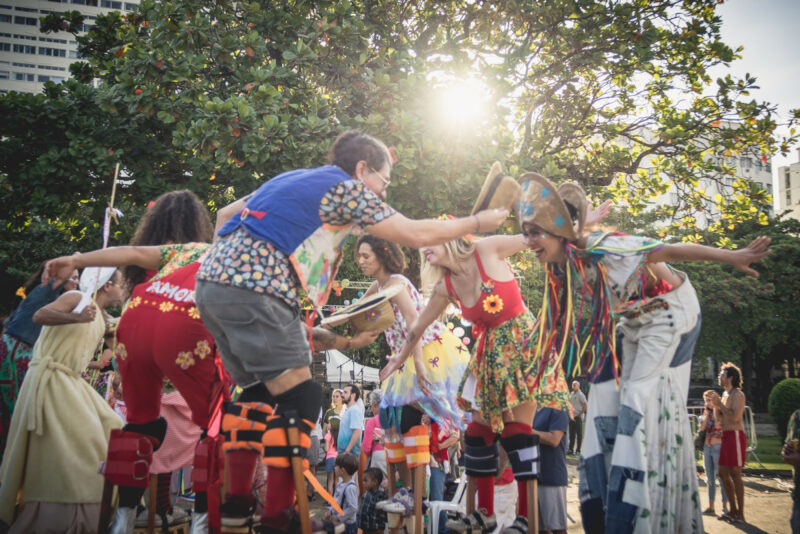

{"left": 116, "top": 342, "right": 128, "bottom": 361}
{"left": 128, "top": 296, "right": 142, "bottom": 309}
{"left": 480, "top": 280, "right": 495, "bottom": 294}
{"left": 187, "top": 306, "right": 201, "bottom": 320}
{"left": 365, "top": 309, "right": 380, "bottom": 322}
{"left": 194, "top": 339, "right": 212, "bottom": 360}
{"left": 428, "top": 357, "right": 440, "bottom": 368}
{"left": 482, "top": 295, "right": 504, "bottom": 314}
{"left": 159, "top": 301, "right": 175, "bottom": 313}
{"left": 176, "top": 351, "right": 195, "bottom": 370}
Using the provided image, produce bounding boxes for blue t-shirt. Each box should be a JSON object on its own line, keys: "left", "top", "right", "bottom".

{"left": 533, "top": 407, "right": 569, "bottom": 486}
{"left": 337, "top": 404, "right": 364, "bottom": 456}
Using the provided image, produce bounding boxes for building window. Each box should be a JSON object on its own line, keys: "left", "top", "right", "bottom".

{"left": 38, "top": 46, "right": 66, "bottom": 57}
{"left": 68, "top": 49, "right": 80, "bottom": 58}
{"left": 38, "top": 74, "right": 64, "bottom": 82}
{"left": 787, "top": 173, "right": 792, "bottom": 189}
{"left": 0, "top": 42, "right": 9, "bottom": 51}
{"left": 724, "top": 177, "right": 734, "bottom": 188}
{"left": 124, "top": 2, "right": 136, "bottom": 9}
{"left": 13, "top": 71, "right": 34, "bottom": 81}
{"left": 766, "top": 183, "right": 773, "bottom": 195}
{"left": 0, "top": 70, "right": 8, "bottom": 79}
{"left": 14, "top": 16, "right": 38, "bottom": 26}
{"left": 71, "top": 0, "right": 86, "bottom": 4}
{"left": 0, "top": 14, "right": 12, "bottom": 22}
{"left": 12, "top": 61, "right": 35, "bottom": 67}
{"left": 14, "top": 6, "right": 37, "bottom": 12}
{"left": 14, "top": 34, "right": 37, "bottom": 40}
{"left": 39, "top": 36, "right": 67, "bottom": 43}
{"left": 766, "top": 162, "right": 771, "bottom": 172}
{"left": 100, "top": 0, "right": 122, "bottom": 8}
{"left": 13, "top": 43, "right": 36, "bottom": 54}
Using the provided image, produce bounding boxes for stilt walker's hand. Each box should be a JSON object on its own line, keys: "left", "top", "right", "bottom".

{"left": 585, "top": 200, "right": 613, "bottom": 227}
{"left": 380, "top": 355, "right": 404, "bottom": 382}
{"left": 414, "top": 366, "right": 432, "bottom": 397}
{"left": 43, "top": 255, "right": 79, "bottom": 285}
{"left": 729, "top": 236, "right": 772, "bottom": 277}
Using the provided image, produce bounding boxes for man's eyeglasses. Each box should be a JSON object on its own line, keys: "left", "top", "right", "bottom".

{"left": 369, "top": 166, "right": 391, "bottom": 187}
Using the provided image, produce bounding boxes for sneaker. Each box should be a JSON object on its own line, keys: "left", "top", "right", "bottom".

{"left": 382, "top": 488, "right": 414, "bottom": 516}
{"left": 500, "top": 515, "right": 528, "bottom": 533}
{"left": 446, "top": 508, "right": 497, "bottom": 533}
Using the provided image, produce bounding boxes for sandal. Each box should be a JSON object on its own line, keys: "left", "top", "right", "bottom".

{"left": 446, "top": 508, "right": 498, "bottom": 533}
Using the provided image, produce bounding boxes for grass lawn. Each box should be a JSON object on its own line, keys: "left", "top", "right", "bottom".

{"left": 698, "top": 434, "right": 789, "bottom": 472}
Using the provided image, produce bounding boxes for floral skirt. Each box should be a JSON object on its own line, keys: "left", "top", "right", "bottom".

{"left": 380, "top": 329, "right": 469, "bottom": 432}
{"left": 457, "top": 311, "right": 542, "bottom": 432}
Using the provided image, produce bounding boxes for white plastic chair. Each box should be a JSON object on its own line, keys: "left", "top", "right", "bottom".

{"left": 427, "top": 476, "right": 468, "bottom": 534}
{"left": 743, "top": 405, "right": 765, "bottom": 468}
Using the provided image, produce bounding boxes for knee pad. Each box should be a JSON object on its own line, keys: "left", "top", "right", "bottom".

{"left": 103, "top": 427, "right": 162, "bottom": 488}
{"left": 261, "top": 411, "right": 313, "bottom": 469}
{"left": 222, "top": 401, "right": 273, "bottom": 454}
{"left": 499, "top": 423, "right": 540, "bottom": 481}
{"left": 402, "top": 425, "right": 430, "bottom": 468}
{"left": 399, "top": 405, "right": 423, "bottom": 435}
{"left": 191, "top": 435, "right": 224, "bottom": 492}
{"left": 272, "top": 380, "right": 322, "bottom": 423}
{"left": 464, "top": 422, "right": 498, "bottom": 478}
{"left": 123, "top": 417, "right": 167, "bottom": 451}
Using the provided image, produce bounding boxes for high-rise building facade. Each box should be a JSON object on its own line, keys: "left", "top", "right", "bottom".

{"left": 0, "top": 0, "right": 139, "bottom": 95}
{"left": 777, "top": 149, "right": 800, "bottom": 221}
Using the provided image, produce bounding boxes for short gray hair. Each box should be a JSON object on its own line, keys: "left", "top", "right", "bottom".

{"left": 368, "top": 389, "right": 382, "bottom": 406}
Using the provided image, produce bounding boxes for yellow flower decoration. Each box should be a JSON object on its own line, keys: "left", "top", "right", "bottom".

{"left": 159, "top": 301, "right": 175, "bottom": 313}
{"left": 187, "top": 306, "right": 201, "bottom": 320}
{"left": 482, "top": 295, "right": 504, "bottom": 315}
{"left": 127, "top": 296, "right": 142, "bottom": 309}
{"left": 175, "top": 351, "right": 195, "bottom": 370}
{"left": 194, "top": 339, "right": 212, "bottom": 360}
{"left": 116, "top": 342, "right": 128, "bottom": 360}
{"left": 15, "top": 287, "right": 26, "bottom": 299}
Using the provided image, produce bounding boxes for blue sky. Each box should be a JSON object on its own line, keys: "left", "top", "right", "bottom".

{"left": 716, "top": 0, "right": 800, "bottom": 196}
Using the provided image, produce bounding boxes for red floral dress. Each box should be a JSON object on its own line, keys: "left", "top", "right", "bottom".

{"left": 444, "top": 251, "right": 540, "bottom": 431}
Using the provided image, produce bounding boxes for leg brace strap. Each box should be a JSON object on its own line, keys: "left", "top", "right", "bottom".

{"left": 191, "top": 435, "right": 224, "bottom": 492}
{"left": 402, "top": 425, "right": 430, "bottom": 468}
{"left": 499, "top": 429, "right": 540, "bottom": 480}
{"left": 221, "top": 401, "right": 273, "bottom": 454}
{"left": 464, "top": 440, "right": 499, "bottom": 478}
{"left": 261, "top": 410, "right": 313, "bottom": 469}
{"left": 102, "top": 428, "right": 157, "bottom": 488}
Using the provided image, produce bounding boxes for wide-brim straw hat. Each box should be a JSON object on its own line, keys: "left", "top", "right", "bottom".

{"left": 320, "top": 283, "right": 404, "bottom": 333}
{"left": 471, "top": 162, "right": 522, "bottom": 217}
{"left": 517, "top": 173, "right": 587, "bottom": 242}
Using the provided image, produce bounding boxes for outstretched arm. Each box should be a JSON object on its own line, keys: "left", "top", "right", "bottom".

{"left": 33, "top": 291, "right": 96, "bottom": 325}
{"left": 44, "top": 246, "right": 162, "bottom": 286}
{"left": 379, "top": 280, "right": 450, "bottom": 382}
{"left": 309, "top": 326, "right": 379, "bottom": 351}
{"left": 646, "top": 236, "right": 771, "bottom": 277}
{"left": 367, "top": 208, "right": 509, "bottom": 249}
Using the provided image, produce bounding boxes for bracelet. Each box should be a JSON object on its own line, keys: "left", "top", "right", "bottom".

{"left": 473, "top": 214, "right": 480, "bottom": 233}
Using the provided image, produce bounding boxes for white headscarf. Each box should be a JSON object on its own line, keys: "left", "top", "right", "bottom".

{"left": 73, "top": 266, "right": 116, "bottom": 313}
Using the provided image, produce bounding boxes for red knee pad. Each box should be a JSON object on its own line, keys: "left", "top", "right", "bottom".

{"left": 102, "top": 428, "right": 159, "bottom": 488}
{"left": 191, "top": 435, "right": 224, "bottom": 492}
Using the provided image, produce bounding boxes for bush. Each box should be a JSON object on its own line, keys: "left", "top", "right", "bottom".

{"left": 767, "top": 378, "right": 800, "bottom": 440}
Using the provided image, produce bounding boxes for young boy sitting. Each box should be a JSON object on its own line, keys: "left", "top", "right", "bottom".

{"left": 327, "top": 453, "right": 359, "bottom": 534}
{"left": 358, "top": 468, "right": 388, "bottom": 534}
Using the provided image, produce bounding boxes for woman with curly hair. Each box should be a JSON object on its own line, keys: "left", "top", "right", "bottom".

{"left": 353, "top": 234, "right": 468, "bottom": 524}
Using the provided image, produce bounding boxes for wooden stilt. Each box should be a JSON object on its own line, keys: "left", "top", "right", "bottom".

{"left": 466, "top": 476, "right": 476, "bottom": 516}
{"left": 145, "top": 474, "right": 157, "bottom": 534}
{"left": 386, "top": 463, "right": 400, "bottom": 534}
{"left": 98, "top": 479, "right": 113, "bottom": 534}
{"left": 286, "top": 422, "right": 312, "bottom": 534}
{"left": 412, "top": 465, "right": 424, "bottom": 534}
{"left": 527, "top": 478, "right": 538, "bottom": 534}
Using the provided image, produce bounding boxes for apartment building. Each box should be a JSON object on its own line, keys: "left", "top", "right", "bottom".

{"left": 777, "top": 149, "right": 800, "bottom": 221}
{"left": 0, "top": 0, "right": 139, "bottom": 94}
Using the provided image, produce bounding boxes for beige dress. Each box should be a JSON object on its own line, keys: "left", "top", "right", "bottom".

{"left": 0, "top": 291, "right": 123, "bottom": 533}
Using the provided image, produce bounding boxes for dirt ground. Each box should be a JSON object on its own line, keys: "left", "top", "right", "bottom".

{"left": 308, "top": 462, "right": 795, "bottom": 533}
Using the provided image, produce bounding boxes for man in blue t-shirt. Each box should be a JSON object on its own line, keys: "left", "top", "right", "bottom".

{"left": 338, "top": 384, "right": 364, "bottom": 456}
{"left": 532, "top": 406, "right": 569, "bottom": 534}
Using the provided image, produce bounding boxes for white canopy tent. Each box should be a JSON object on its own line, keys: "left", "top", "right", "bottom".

{"left": 324, "top": 349, "right": 380, "bottom": 387}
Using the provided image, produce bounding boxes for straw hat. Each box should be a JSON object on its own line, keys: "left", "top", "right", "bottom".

{"left": 471, "top": 162, "right": 522, "bottom": 217}
{"left": 517, "top": 173, "right": 587, "bottom": 242}
{"left": 321, "top": 283, "right": 404, "bottom": 333}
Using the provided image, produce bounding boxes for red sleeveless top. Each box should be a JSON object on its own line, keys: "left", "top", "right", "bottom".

{"left": 444, "top": 251, "right": 526, "bottom": 360}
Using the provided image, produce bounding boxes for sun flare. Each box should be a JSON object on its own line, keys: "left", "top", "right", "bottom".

{"left": 433, "top": 78, "right": 490, "bottom": 131}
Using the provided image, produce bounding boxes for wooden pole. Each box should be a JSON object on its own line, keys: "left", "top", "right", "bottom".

{"left": 286, "top": 422, "right": 312, "bottom": 534}
{"left": 413, "top": 465, "right": 424, "bottom": 534}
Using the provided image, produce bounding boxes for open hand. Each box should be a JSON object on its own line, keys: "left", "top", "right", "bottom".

{"left": 379, "top": 354, "right": 403, "bottom": 382}
{"left": 730, "top": 236, "right": 772, "bottom": 277}
{"left": 585, "top": 200, "right": 613, "bottom": 227}
{"left": 43, "top": 255, "right": 79, "bottom": 286}
{"left": 414, "top": 365, "right": 432, "bottom": 397}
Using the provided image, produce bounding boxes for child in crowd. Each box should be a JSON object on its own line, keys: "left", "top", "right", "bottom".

{"left": 358, "top": 467, "right": 388, "bottom": 534}
{"left": 328, "top": 453, "right": 359, "bottom": 534}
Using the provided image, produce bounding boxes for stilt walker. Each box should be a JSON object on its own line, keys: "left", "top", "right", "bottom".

{"left": 192, "top": 131, "right": 499, "bottom": 533}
